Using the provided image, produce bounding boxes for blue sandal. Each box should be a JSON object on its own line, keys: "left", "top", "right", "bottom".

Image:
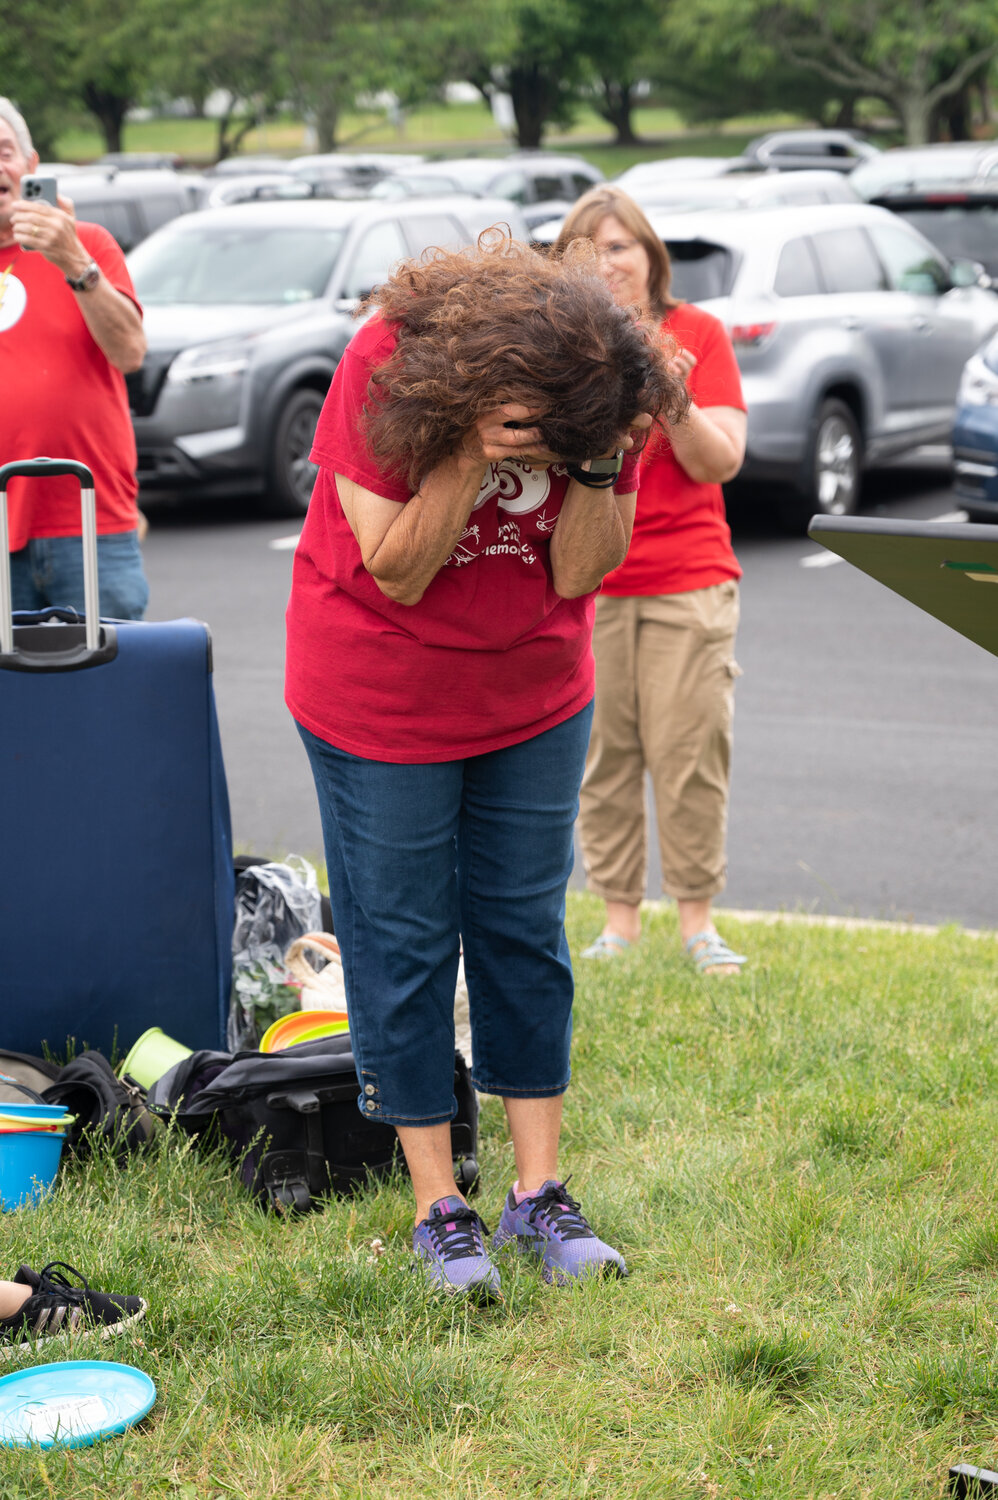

{"left": 683, "top": 930, "right": 747, "bottom": 975}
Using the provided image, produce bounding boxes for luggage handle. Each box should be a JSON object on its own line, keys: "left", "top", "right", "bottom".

{"left": 0, "top": 457, "right": 100, "bottom": 659}
{"left": 265, "top": 1087, "right": 321, "bottom": 1114}
{"left": 265, "top": 1081, "right": 357, "bottom": 1111}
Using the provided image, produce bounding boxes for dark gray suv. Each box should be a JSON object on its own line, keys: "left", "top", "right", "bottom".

{"left": 125, "top": 196, "right": 528, "bottom": 514}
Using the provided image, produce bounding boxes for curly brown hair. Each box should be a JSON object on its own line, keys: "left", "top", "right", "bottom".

{"left": 361, "top": 235, "right": 688, "bottom": 488}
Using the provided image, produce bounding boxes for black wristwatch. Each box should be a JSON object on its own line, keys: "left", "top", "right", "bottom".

{"left": 564, "top": 449, "right": 624, "bottom": 489}
{"left": 65, "top": 259, "right": 100, "bottom": 292}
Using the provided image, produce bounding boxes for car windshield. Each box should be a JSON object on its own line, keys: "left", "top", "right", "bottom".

{"left": 665, "top": 240, "right": 738, "bottom": 300}
{"left": 129, "top": 223, "right": 346, "bottom": 304}
{"left": 892, "top": 204, "right": 998, "bottom": 271}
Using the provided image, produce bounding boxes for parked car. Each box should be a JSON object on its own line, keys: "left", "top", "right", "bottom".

{"left": 124, "top": 196, "right": 530, "bottom": 514}
{"left": 58, "top": 168, "right": 200, "bottom": 251}
{"left": 97, "top": 151, "right": 185, "bottom": 172}
{"left": 613, "top": 157, "right": 754, "bottom": 191}
{"left": 851, "top": 143, "right": 998, "bottom": 283}
{"left": 197, "top": 173, "right": 317, "bottom": 208}
{"left": 742, "top": 129, "right": 880, "bottom": 173}
{"left": 289, "top": 152, "right": 425, "bottom": 192}
{"left": 630, "top": 202, "right": 998, "bottom": 526}
{"left": 204, "top": 155, "right": 293, "bottom": 176}
{"left": 952, "top": 330, "right": 998, "bottom": 519}
{"left": 371, "top": 153, "right": 604, "bottom": 229}
{"left": 561, "top": 169, "right": 859, "bottom": 222}
{"left": 372, "top": 172, "right": 475, "bottom": 200}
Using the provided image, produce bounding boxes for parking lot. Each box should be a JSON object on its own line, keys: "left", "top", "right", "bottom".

{"left": 140, "top": 447, "right": 998, "bottom": 930}
{"left": 68, "top": 135, "right": 998, "bottom": 932}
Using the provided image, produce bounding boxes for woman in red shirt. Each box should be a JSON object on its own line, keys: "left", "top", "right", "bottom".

{"left": 554, "top": 187, "right": 749, "bottom": 976}
{"left": 286, "top": 239, "right": 685, "bottom": 1297}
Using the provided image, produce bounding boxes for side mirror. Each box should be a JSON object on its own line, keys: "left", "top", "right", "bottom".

{"left": 950, "top": 257, "right": 988, "bottom": 289}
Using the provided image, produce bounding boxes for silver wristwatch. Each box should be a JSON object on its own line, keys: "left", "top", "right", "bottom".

{"left": 65, "top": 259, "right": 100, "bottom": 292}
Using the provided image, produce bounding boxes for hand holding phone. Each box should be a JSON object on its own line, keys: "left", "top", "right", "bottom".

{"left": 14, "top": 175, "right": 59, "bottom": 253}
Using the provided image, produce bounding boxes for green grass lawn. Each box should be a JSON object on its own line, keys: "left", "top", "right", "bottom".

{"left": 4, "top": 894, "right": 997, "bottom": 1498}
{"left": 52, "top": 100, "right": 811, "bottom": 174}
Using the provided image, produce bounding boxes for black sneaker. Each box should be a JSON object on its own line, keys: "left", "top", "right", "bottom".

{"left": 0, "top": 1261, "right": 147, "bottom": 1360}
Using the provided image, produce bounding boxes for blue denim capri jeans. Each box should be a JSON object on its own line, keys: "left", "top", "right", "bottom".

{"left": 297, "top": 700, "right": 593, "bottom": 1128}
{"left": 10, "top": 531, "right": 149, "bottom": 620}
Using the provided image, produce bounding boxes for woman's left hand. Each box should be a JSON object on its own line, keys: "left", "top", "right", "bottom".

{"left": 666, "top": 348, "right": 697, "bottom": 386}
{"left": 619, "top": 410, "right": 653, "bottom": 451}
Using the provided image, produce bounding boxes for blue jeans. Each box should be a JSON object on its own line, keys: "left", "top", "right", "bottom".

{"left": 10, "top": 532, "right": 149, "bottom": 620}
{"left": 297, "top": 702, "right": 593, "bottom": 1127}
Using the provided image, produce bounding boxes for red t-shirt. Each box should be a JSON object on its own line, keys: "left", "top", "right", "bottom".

{"left": 285, "top": 313, "right": 639, "bottom": 764}
{"left": 601, "top": 302, "right": 744, "bottom": 597}
{"left": 0, "top": 222, "right": 141, "bottom": 552}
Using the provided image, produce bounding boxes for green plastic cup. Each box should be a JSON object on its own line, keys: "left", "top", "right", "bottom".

{"left": 118, "top": 1028, "right": 193, "bottom": 1090}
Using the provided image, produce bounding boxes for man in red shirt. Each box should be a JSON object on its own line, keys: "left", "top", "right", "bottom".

{"left": 0, "top": 97, "right": 148, "bottom": 618}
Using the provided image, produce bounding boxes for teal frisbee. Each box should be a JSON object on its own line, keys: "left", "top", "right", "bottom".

{"left": 0, "top": 1360, "right": 156, "bottom": 1448}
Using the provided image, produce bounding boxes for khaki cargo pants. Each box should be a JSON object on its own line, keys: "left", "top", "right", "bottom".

{"left": 579, "top": 581, "right": 741, "bottom": 905}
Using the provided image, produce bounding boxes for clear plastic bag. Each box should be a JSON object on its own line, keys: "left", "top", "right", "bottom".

{"left": 228, "top": 856, "right": 324, "bottom": 1051}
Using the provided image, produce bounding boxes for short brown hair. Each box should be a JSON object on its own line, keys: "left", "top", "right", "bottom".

{"left": 361, "top": 234, "right": 688, "bottom": 488}
{"left": 553, "top": 187, "right": 680, "bottom": 321}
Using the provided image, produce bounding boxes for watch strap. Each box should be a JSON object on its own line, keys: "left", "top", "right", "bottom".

{"left": 564, "top": 449, "right": 624, "bottom": 489}
{"left": 66, "top": 259, "right": 100, "bottom": 292}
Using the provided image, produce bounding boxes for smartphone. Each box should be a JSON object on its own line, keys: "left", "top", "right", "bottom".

{"left": 21, "top": 174, "right": 58, "bottom": 206}
{"left": 19, "top": 175, "right": 57, "bottom": 252}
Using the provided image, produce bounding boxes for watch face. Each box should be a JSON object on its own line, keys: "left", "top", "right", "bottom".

{"left": 69, "top": 260, "right": 99, "bottom": 290}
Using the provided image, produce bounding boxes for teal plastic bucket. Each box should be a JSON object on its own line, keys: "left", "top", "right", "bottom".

{"left": 0, "top": 1130, "right": 66, "bottom": 1211}
{"left": 0, "top": 1103, "right": 68, "bottom": 1122}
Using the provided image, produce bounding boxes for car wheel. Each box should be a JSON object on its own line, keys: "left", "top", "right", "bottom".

{"left": 781, "top": 397, "right": 863, "bottom": 532}
{"left": 267, "top": 388, "right": 324, "bottom": 516}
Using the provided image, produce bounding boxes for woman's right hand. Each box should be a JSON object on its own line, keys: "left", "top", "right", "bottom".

{"left": 461, "top": 404, "right": 556, "bottom": 465}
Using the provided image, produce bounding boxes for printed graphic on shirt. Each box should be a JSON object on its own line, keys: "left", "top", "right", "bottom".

{"left": 0, "top": 266, "right": 27, "bottom": 332}
{"left": 473, "top": 459, "right": 552, "bottom": 514}
{"left": 447, "top": 460, "right": 557, "bottom": 568}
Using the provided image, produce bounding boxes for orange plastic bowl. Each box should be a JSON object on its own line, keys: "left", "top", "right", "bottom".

{"left": 259, "top": 1009, "right": 349, "bottom": 1054}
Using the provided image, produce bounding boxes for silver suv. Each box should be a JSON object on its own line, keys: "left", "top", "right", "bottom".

{"left": 742, "top": 130, "right": 881, "bottom": 173}
{"left": 125, "top": 196, "right": 528, "bottom": 514}
{"left": 644, "top": 202, "right": 998, "bottom": 526}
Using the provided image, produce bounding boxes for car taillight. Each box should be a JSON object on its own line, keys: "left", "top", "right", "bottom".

{"left": 727, "top": 321, "right": 776, "bottom": 347}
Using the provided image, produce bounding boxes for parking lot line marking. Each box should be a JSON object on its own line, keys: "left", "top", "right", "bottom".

{"left": 800, "top": 508, "right": 969, "bottom": 569}
{"left": 269, "top": 533, "right": 301, "bottom": 551}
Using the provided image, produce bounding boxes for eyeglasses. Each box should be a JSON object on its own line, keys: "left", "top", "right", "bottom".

{"left": 596, "top": 238, "right": 639, "bottom": 261}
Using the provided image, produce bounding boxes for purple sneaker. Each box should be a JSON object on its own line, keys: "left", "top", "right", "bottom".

{"left": 492, "top": 1179, "right": 628, "bottom": 1285}
{"left": 413, "top": 1196, "right": 501, "bottom": 1300}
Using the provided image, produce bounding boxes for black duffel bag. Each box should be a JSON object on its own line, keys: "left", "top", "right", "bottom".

{"left": 43, "top": 1050, "right": 158, "bottom": 1159}
{"left": 147, "top": 1033, "right": 479, "bottom": 1212}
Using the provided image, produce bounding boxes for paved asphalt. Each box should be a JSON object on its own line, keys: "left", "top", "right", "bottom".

{"left": 141, "top": 451, "right": 998, "bottom": 930}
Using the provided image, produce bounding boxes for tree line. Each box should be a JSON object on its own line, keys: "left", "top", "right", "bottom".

{"left": 1, "top": 0, "right": 996, "bottom": 160}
